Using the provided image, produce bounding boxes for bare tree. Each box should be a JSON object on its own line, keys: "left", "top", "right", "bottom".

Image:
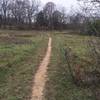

{"left": 26, "top": 0, "right": 40, "bottom": 27}
{"left": 43, "top": 2, "right": 56, "bottom": 29}
{"left": 77, "top": 0, "right": 100, "bottom": 35}
{"left": 8, "top": 0, "right": 39, "bottom": 28}
{"left": 1, "top": 0, "right": 11, "bottom": 27}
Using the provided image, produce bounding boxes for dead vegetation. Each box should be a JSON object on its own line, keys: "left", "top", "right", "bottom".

{"left": 0, "top": 36, "right": 32, "bottom": 44}
{"left": 64, "top": 48, "right": 100, "bottom": 87}
{"left": 64, "top": 38, "right": 100, "bottom": 100}
{"left": 64, "top": 38, "right": 100, "bottom": 86}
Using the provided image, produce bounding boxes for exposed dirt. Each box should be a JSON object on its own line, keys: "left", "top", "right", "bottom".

{"left": 31, "top": 37, "right": 52, "bottom": 100}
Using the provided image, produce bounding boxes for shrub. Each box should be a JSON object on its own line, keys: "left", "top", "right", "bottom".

{"left": 81, "top": 20, "right": 100, "bottom": 36}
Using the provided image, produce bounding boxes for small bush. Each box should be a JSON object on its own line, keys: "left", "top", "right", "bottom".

{"left": 81, "top": 20, "right": 100, "bottom": 36}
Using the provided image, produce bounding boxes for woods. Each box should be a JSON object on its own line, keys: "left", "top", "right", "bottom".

{"left": 0, "top": 0, "right": 68, "bottom": 30}
{"left": 0, "top": 0, "right": 39, "bottom": 29}
{"left": 0, "top": 0, "right": 99, "bottom": 34}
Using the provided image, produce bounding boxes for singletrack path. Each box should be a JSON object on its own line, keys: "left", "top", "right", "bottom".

{"left": 31, "top": 37, "right": 52, "bottom": 100}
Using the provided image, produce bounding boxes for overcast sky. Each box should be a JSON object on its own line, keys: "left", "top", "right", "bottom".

{"left": 41, "top": 0, "right": 78, "bottom": 11}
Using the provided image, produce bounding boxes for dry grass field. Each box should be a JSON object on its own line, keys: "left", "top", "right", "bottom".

{"left": 0, "top": 30, "right": 100, "bottom": 100}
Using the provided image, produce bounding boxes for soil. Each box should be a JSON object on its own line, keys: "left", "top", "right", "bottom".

{"left": 31, "top": 37, "right": 52, "bottom": 100}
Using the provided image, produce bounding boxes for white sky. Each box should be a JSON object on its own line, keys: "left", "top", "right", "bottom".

{"left": 40, "top": 0, "right": 78, "bottom": 11}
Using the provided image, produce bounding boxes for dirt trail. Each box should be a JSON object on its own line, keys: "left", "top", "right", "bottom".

{"left": 31, "top": 37, "right": 52, "bottom": 100}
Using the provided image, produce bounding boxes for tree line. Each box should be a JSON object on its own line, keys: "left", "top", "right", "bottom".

{"left": 0, "top": 0, "right": 39, "bottom": 29}
{"left": 0, "top": 0, "right": 85, "bottom": 30}
{"left": 0, "top": 0, "right": 100, "bottom": 33}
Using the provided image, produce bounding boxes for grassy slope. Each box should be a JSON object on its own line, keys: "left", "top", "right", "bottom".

{"left": 44, "top": 33, "right": 99, "bottom": 100}
{"left": 0, "top": 31, "right": 48, "bottom": 100}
